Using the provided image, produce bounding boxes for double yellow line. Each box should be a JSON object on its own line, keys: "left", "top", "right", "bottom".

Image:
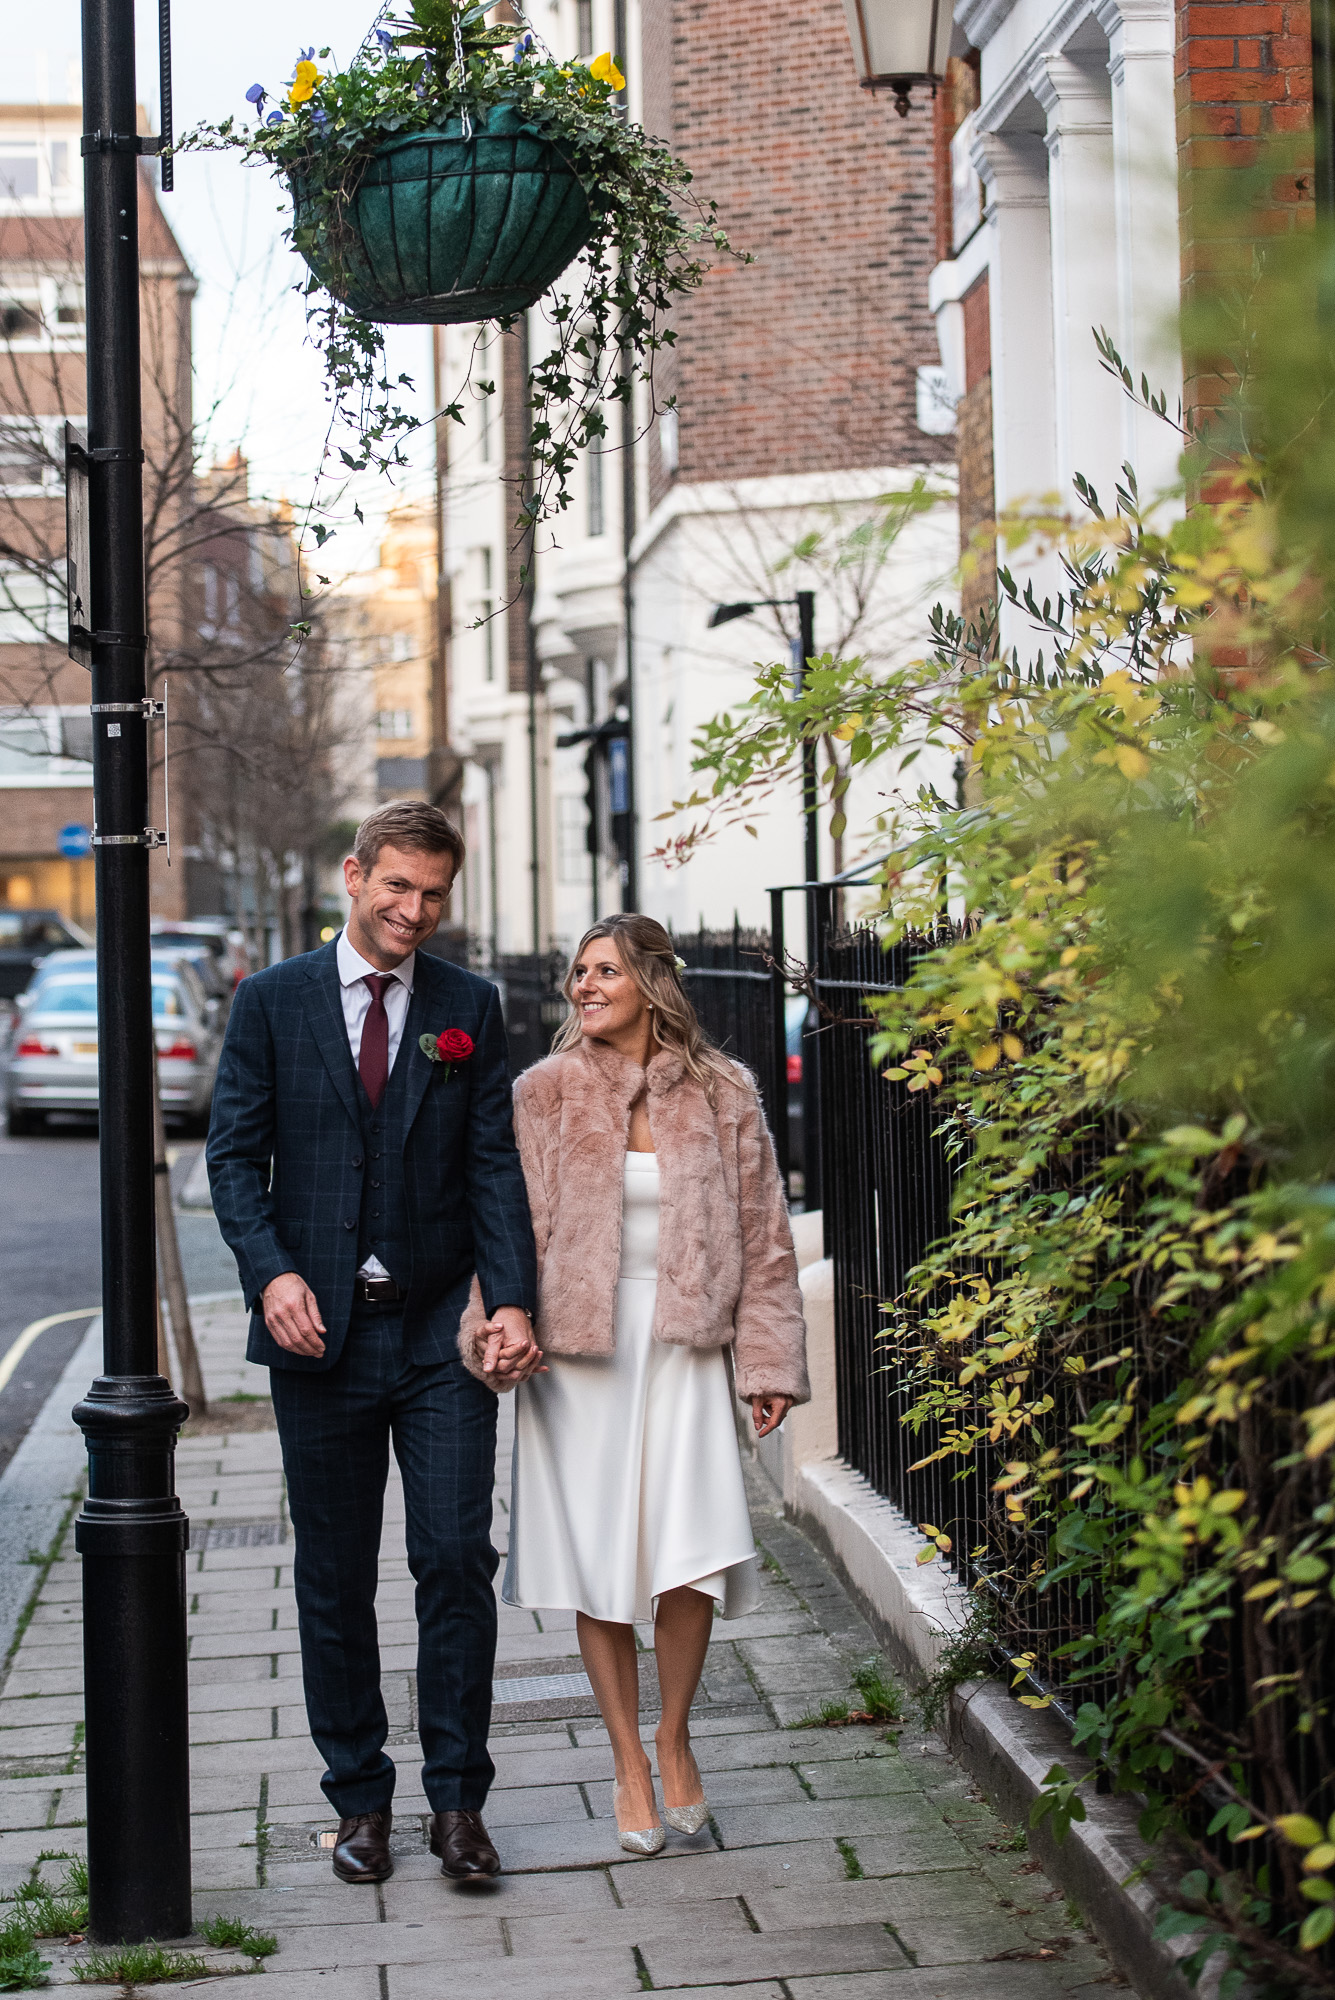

{"left": 0, "top": 1307, "right": 99, "bottom": 1397}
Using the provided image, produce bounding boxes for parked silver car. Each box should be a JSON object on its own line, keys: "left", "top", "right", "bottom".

{"left": 5, "top": 948, "right": 223, "bottom": 1137}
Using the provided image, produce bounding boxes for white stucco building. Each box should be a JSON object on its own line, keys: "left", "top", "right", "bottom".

{"left": 930, "top": 0, "right": 1182, "bottom": 637}
{"left": 440, "top": 0, "right": 958, "bottom": 958}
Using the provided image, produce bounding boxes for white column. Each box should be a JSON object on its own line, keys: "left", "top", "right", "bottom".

{"left": 1096, "top": 0, "right": 1184, "bottom": 504}
{"left": 971, "top": 127, "right": 1057, "bottom": 515}
{"left": 1032, "top": 50, "right": 1124, "bottom": 513}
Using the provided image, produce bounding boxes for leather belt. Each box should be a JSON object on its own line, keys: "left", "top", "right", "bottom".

{"left": 353, "top": 1274, "right": 407, "bottom": 1305}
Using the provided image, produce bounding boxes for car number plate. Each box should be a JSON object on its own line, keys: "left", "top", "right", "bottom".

{"left": 73, "top": 1040, "right": 98, "bottom": 1056}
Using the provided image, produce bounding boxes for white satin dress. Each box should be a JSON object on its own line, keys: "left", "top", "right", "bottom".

{"left": 503, "top": 1152, "right": 762, "bottom": 1623}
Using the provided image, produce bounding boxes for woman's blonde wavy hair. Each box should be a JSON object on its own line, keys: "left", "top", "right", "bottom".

{"left": 550, "top": 913, "right": 741, "bottom": 1099}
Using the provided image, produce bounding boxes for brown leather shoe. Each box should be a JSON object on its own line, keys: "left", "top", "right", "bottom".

{"left": 429, "top": 1808, "right": 500, "bottom": 1882}
{"left": 332, "top": 1809, "right": 394, "bottom": 1884}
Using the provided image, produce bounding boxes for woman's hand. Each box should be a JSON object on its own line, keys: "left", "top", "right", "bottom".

{"left": 751, "top": 1394, "right": 793, "bottom": 1439}
{"left": 481, "top": 1307, "right": 545, "bottom": 1384}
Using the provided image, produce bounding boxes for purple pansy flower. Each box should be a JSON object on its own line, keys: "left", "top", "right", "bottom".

{"left": 512, "top": 31, "right": 534, "bottom": 61}
{"left": 245, "top": 83, "right": 266, "bottom": 106}
{"left": 376, "top": 27, "right": 394, "bottom": 50}
{"left": 311, "top": 106, "right": 329, "bottom": 130}
{"left": 266, "top": 110, "right": 284, "bottom": 126}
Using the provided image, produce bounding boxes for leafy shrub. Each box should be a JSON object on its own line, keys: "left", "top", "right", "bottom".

{"left": 670, "top": 199, "right": 1335, "bottom": 1994}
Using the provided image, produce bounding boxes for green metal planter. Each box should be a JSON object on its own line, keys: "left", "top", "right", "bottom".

{"left": 293, "top": 104, "right": 594, "bottom": 325}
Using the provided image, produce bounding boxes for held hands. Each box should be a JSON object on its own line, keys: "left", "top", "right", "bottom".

{"left": 480, "top": 1304, "right": 545, "bottom": 1385}
{"left": 262, "top": 1272, "right": 327, "bottom": 1357}
{"left": 751, "top": 1394, "right": 793, "bottom": 1439}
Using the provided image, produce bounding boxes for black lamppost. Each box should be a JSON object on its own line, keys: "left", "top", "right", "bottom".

{"left": 67, "top": 0, "right": 192, "bottom": 1944}
{"left": 710, "top": 592, "right": 822, "bottom": 1207}
{"left": 710, "top": 591, "right": 819, "bottom": 884}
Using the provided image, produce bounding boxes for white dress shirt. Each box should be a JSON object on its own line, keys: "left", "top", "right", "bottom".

{"left": 336, "top": 928, "right": 415, "bottom": 1279}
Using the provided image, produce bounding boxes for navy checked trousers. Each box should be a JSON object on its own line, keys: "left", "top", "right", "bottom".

{"left": 269, "top": 1303, "right": 500, "bottom": 1817}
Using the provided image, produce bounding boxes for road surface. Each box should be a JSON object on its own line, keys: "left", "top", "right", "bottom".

{"left": 0, "top": 1116, "right": 238, "bottom": 1474}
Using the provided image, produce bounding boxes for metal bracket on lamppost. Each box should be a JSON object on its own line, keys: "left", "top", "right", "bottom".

{"left": 70, "top": 0, "right": 192, "bottom": 1947}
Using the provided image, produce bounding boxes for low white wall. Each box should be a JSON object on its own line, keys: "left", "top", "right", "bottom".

{"left": 775, "top": 1240, "right": 971, "bottom": 1675}
{"left": 740, "top": 1214, "right": 970, "bottom": 1672}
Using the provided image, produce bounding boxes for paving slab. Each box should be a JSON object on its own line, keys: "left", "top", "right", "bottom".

{"left": 0, "top": 1301, "right": 1115, "bottom": 1995}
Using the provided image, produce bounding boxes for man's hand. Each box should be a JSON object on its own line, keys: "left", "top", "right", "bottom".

{"left": 751, "top": 1394, "right": 793, "bottom": 1439}
{"left": 480, "top": 1305, "right": 543, "bottom": 1384}
{"left": 262, "top": 1273, "right": 327, "bottom": 1357}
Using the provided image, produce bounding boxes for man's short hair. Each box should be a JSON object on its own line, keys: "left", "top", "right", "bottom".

{"left": 352, "top": 802, "right": 465, "bottom": 879}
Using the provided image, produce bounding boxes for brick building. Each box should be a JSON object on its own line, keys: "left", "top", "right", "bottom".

{"left": 0, "top": 99, "right": 195, "bottom": 928}
{"left": 927, "top": 0, "right": 1314, "bottom": 639}
{"left": 439, "top": 0, "right": 959, "bottom": 952}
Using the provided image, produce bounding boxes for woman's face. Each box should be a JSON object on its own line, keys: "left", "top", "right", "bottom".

{"left": 571, "top": 936, "right": 651, "bottom": 1045}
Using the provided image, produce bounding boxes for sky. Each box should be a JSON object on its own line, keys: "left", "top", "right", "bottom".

{"left": 11, "top": 2, "right": 441, "bottom": 574}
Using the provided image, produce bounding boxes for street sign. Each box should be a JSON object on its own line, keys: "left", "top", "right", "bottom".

{"left": 65, "top": 424, "right": 91, "bottom": 671}
{"left": 58, "top": 824, "right": 92, "bottom": 860}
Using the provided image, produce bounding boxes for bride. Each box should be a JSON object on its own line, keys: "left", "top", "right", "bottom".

{"left": 462, "top": 913, "right": 809, "bottom": 1853}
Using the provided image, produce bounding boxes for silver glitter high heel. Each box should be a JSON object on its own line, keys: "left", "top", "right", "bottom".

{"left": 613, "top": 1783, "right": 665, "bottom": 1856}
{"left": 660, "top": 1744, "right": 710, "bottom": 1833}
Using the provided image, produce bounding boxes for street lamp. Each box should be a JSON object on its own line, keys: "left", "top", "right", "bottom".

{"left": 67, "top": 0, "right": 192, "bottom": 1946}
{"left": 840, "top": 0, "right": 953, "bottom": 116}
{"left": 709, "top": 593, "right": 818, "bottom": 885}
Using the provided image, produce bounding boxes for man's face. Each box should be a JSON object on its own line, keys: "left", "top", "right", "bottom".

{"left": 343, "top": 842, "right": 454, "bottom": 967}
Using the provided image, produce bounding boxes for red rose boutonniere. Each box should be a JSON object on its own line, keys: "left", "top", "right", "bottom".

{"left": 419, "top": 1027, "right": 474, "bottom": 1080}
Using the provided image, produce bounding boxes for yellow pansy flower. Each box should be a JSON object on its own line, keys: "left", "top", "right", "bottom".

{"left": 590, "top": 51, "right": 625, "bottom": 88}
{"left": 289, "top": 60, "right": 322, "bottom": 108}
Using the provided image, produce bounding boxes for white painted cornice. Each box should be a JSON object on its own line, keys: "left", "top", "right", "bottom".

{"left": 628, "top": 465, "right": 955, "bottom": 567}
{"left": 970, "top": 127, "right": 1051, "bottom": 206}
{"left": 956, "top": 0, "right": 1022, "bottom": 53}
{"left": 1031, "top": 49, "right": 1115, "bottom": 121}
{"left": 970, "top": 0, "right": 1097, "bottom": 131}
{"left": 1092, "top": 0, "right": 1175, "bottom": 84}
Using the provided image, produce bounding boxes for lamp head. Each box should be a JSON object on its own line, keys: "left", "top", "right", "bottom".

{"left": 841, "top": 0, "right": 954, "bottom": 114}
{"left": 709, "top": 602, "right": 758, "bottom": 628}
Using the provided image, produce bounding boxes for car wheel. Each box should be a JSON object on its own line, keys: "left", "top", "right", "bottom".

{"left": 6, "top": 1108, "right": 40, "bottom": 1138}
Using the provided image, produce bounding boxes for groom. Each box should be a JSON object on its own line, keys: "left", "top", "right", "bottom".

{"left": 208, "top": 801, "right": 539, "bottom": 1887}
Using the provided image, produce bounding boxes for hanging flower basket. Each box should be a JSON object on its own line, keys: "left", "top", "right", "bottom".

{"left": 293, "top": 106, "right": 593, "bottom": 326}
{"left": 186, "top": 2, "right": 736, "bottom": 524}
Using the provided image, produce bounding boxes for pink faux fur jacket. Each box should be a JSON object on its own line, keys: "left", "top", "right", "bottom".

{"left": 459, "top": 1037, "right": 809, "bottom": 1402}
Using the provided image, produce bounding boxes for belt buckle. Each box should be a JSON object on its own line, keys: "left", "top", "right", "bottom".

{"left": 361, "top": 1275, "right": 398, "bottom": 1303}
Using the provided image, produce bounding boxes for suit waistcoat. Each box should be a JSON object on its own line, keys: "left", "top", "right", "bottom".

{"left": 356, "top": 1037, "right": 414, "bottom": 1283}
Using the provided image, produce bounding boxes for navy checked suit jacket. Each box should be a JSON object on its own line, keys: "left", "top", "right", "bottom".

{"left": 206, "top": 939, "right": 538, "bottom": 1372}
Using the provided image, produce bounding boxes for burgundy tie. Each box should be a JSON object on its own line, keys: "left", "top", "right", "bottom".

{"left": 359, "top": 974, "right": 392, "bottom": 1109}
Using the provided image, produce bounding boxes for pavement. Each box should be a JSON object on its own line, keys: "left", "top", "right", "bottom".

{"left": 0, "top": 1300, "right": 1126, "bottom": 1997}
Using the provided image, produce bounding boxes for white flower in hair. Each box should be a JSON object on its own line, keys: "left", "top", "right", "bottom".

{"left": 673, "top": 955, "right": 687, "bottom": 972}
